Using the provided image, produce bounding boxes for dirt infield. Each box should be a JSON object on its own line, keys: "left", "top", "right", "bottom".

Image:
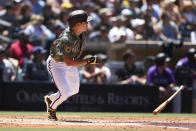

{"left": 0, "top": 115, "right": 196, "bottom": 130}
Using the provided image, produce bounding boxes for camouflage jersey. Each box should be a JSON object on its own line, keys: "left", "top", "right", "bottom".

{"left": 50, "top": 27, "right": 86, "bottom": 62}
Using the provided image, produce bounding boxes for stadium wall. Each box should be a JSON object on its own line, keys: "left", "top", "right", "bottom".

{"left": 0, "top": 82, "right": 193, "bottom": 113}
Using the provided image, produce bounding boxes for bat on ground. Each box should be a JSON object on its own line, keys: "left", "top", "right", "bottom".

{"left": 153, "top": 85, "right": 184, "bottom": 115}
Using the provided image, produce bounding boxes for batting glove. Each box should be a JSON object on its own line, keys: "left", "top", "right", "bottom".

{"left": 87, "top": 56, "right": 99, "bottom": 64}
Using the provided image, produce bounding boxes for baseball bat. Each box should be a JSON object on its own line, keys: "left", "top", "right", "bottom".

{"left": 153, "top": 85, "right": 184, "bottom": 115}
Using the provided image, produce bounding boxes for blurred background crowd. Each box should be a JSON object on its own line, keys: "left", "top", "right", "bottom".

{"left": 0, "top": 0, "right": 196, "bottom": 43}
{"left": 0, "top": 0, "right": 195, "bottom": 86}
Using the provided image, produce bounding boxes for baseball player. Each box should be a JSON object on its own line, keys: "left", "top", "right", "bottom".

{"left": 44, "top": 10, "right": 99, "bottom": 121}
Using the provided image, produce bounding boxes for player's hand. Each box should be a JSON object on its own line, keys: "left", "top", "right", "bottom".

{"left": 87, "top": 56, "right": 99, "bottom": 64}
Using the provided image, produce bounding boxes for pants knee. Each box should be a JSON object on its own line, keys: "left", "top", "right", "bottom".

{"left": 60, "top": 89, "right": 78, "bottom": 100}
{"left": 67, "top": 88, "right": 79, "bottom": 98}
{"left": 59, "top": 83, "right": 79, "bottom": 99}
{"left": 73, "top": 88, "right": 79, "bottom": 95}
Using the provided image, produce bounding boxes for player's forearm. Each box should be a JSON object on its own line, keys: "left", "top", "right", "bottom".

{"left": 119, "top": 78, "right": 132, "bottom": 84}
{"left": 135, "top": 77, "right": 146, "bottom": 85}
{"left": 65, "top": 59, "right": 87, "bottom": 67}
{"left": 87, "top": 71, "right": 102, "bottom": 79}
{"left": 82, "top": 70, "right": 103, "bottom": 79}
{"left": 63, "top": 56, "right": 87, "bottom": 67}
{"left": 11, "top": 75, "right": 16, "bottom": 81}
{"left": 160, "top": 34, "right": 168, "bottom": 40}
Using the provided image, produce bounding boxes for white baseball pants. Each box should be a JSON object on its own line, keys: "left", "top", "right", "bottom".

{"left": 46, "top": 56, "right": 80, "bottom": 109}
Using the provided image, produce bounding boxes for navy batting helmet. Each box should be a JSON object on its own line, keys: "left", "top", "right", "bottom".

{"left": 155, "top": 53, "right": 166, "bottom": 66}
{"left": 187, "top": 48, "right": 195, "bottom": 58}
{"left": 68, "top": 10, "right": 90, "bottom": 28}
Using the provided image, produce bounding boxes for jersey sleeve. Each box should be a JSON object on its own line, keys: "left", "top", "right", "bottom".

{"left": 146, "top": 69, "right": 153, "bottom": 85}
{"left": 55, "top": 38, "right": 72, "bottom": 57}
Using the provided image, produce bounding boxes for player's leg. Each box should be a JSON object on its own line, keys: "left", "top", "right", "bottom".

{"left": 45, "top": 56, "right": 68, "bottom": 109}
{"left": 49, "top": 66, "right": 80, "bottom": 109}
{"left": 44, "top": 56, "right": 59, "bottom": 120}
{"left": 45, "top": 57, "right": 80, "bottom": 120}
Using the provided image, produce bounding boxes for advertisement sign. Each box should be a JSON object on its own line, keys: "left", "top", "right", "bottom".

{"left": 0, "top": 82, "right": 165, "bottom": 112}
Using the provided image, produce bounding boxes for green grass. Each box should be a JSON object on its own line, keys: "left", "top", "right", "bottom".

{"left": 0, "top": 111, "right": 195, "bottom": 118}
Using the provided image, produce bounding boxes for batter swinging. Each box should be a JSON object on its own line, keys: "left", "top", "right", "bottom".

{"left": 44, "top": 10, "right": 99, "bottom": 121}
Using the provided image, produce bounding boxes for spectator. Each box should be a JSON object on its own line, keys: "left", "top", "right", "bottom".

{"left": 0, "top": 2, "right": 16, "bottom": 35}
{"left": 128, "top": 0, "right": 141, "bottom": 19}
{"left": 60, "top": 2, "right": 74, "bottom": 12}
{"left": 108, "top": 15, "right": 134, "bottom": 43}
{"left": 191, "top": 21, "right": 196, "bottom": 44}
{"left": 17, "top": 2, "right": 32, "bottom": 28}
{"left": 46, "top": 0, "right": 62, "bottom": 14}
{"left": 156, "top": 12, "right": 181, "bottom": 40}
{"left": 179, "top": 0, "right": 195, "bottom": 41}
{"left": 12, "top": 0, "right": 23, "bottom": 20}
{"left": 0, "top": 0, "right": 12, "bottom": 10}
{"left": 142, "top": 10, "right": 158, "bottom": 40}
{"left": 146, "top": 52, "right": 181, "bottom": 113}
{"left": 0, "top": 46, "right": 16, "bottom": 81}
{"left": 88, "top": 25, "right": 109, "bottom": 42}
{"left": 182, "top": 0, "right": 195, "bottom": 24}
{"left": 98, "top": 8, "right": 113, "bottom": 30}
{"left": 95, "top": 53, "right": 112, "bottom": 83}
{"left": 161, "top": 0, "right": 185, "bottom": 26}
{"left": 131, "top": 18, "right": 145, "bottom": 40}
{"left": 83, "top": 2, "right": 101, "bottom": 31}
{"left": 106, "top": 0, "right": 122, "bottom": 15}
{"left": 141, "top": 0, "right": 161, "bottom": 22}
{"left": 115, "top": 49, "right": 146, "bottom": 85}
{"left": 42, "top": 3, "right": 57, "bottom": 27}
{"left": 71, "top": 0, "right": 85, "bottom": 9}
{"left": 121, "top": 0, "right": 130, "bottom": 9}
{"left": 0, "top": 30, "right": 11, "bottom": 48}
{"left": 22, "top": 46, "right": 50, "bottom": 81}
{"left": 28, "top": 0, "right": 44, "bottom": 15}
{"left": 9, "top": 30, "right": 34, "bottom": 68}
{"left": 0, "top": 2, "right": 15, "bottom": 25}
{"left": 24, "top": 14, "right": 55, "bottom": 46}
{"left": 80, "top": 54, "right": 105, "bottom": 84}
{"left": 55, "top": 10, "right": 69, "bottom": 30}
{"left": 175, "top": 48, "right": 196, "bottom": 88}
{"left": 121, "top": 8, "right": 133, "bottom": 28}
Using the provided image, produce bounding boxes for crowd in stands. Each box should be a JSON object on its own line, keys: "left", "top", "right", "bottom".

{"left": 0, "top": 0, "right": 196, "bottom": 43}
{"left": 0, "top": 0, "right": 195, "bottom": 82}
